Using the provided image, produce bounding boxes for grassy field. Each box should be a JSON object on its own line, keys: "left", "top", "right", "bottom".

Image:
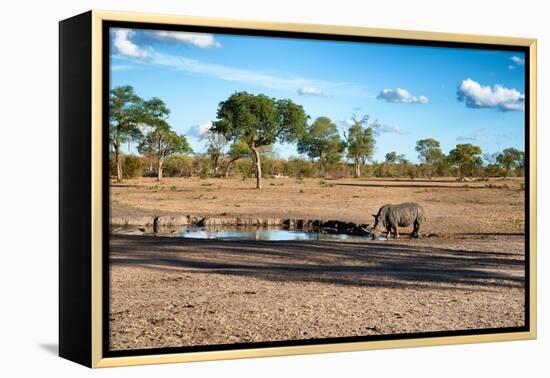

{"left": 108, "top": 176, "right": 526, "bottom": 351}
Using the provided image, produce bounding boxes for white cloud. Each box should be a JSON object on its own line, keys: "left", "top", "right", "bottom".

{"left": 456, "top": 78, "right": 524, "bottom": 112}
{"left": 457, "top": 132, "right": 482, "bottom": 142}
{"left": 376, "top": 88, "right": 429, "bottom": 104}
{"left": 152, "top": 31, "right": 221, "bottom": 48}
{"left": 153, "top": 53, "right": 348, "bottom": 94}
{"left": 111, "top": 64, "right": 133, "bottom": 72}
{"left": 510, "top": 56, "right": 525, "bottom": 66}
{"left": 508, "top": 65, "right": 516, "bottom": 70}
{"left": 188, "top": 121, "right": 212, "bottom": 138}
{"left": 112, "top": 29, "right": 152, "bottom": 60}
{"left": 338, "top": 119, "right": 354, "bottom": 128}
{"left": 297, "top": 86, "right": 324, "bottom": 96}
{"left": 373, "top": 123, "right": 402, "bottom": 134}
{"left": 110, "top": 30, "right": 359, "bottom": 96}
{"left": 337, "top": 119, "right": 401, "bottom": 134}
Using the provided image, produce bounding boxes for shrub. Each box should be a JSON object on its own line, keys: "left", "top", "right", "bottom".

{"left": 122, "top": 155, "right": 144, "bottom": 178}
{"left": 163, "top": 155, "right": 193, "bottom": 177}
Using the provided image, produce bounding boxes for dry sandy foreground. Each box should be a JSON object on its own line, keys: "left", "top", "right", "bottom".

{"left": 109, "top": 234, "right": 525, "bottom": 351}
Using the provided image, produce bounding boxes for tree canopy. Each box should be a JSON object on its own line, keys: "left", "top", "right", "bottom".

{"left": 109, "top": 85, "right": 144, "bottom": 182}
{"left": 344, "top": 116, "right": 376, "bottom": 177}
{"left": 137, "top": 97, "right": 192, "bottom": 180}
{"left": 212, "top": 91, "right": 308, "bottom": 188}
{"left": 297, "top": 116, "right": 344, "bottom": 177}
{"left": 496, "top": 147, "right": 524, "bottom": 178}
{"left": 448, "top": 143, "right": 483, "bottom": 178}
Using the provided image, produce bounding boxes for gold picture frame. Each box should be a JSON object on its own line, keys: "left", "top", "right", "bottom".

{"left": 59, "top": 9, "right": 537, "bottom": 368}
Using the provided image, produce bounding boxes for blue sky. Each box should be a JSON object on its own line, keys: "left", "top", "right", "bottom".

{"left": 110, "top": 27, "right": 526, "bottom": 163}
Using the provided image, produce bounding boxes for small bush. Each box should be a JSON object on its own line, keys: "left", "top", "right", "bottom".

{"left": 163, "top": 155, "right": 193, "bottom": 177}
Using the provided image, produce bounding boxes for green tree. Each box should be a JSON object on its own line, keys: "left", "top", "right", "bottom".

{"left": 448, "top": 143, "right": 483, "bottom": 179}
{"left": 343, "top": 116, "right": 376, "bottom": 178}
{"left": 138, "top": 97, "right": 192, "bottom": 181}
{"left": 109, "top": 86, "right": 144, "bottom": 182}
{"left": 121, "top": 155, "right": 144, "bottom": 178}
{"left": 212, "top": 92, "right": 308, "bottom": 189}
{"left": 483, "top": 153, "right": 502, "bottom": 177}
{"left": 415, "top": 138, "right": 444, "bottom": 178}
{"left": 496, "top": 147, "right": 525, "bottom": 178}
{"left": 201, "top": 130, "right": 228, "bottom": 177}
{"left": 297, "top": 116, "right": 344, "bottom": 177}
{"left": 385, "top": 151, "right": 400, "bottom": 164}
{"left": 224, "top": 140, "right": 252, "bottom": 178}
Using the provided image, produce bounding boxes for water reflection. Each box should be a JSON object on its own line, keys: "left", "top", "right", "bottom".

{"left": 175, "top": 226, "right": 370, "bottom": 241}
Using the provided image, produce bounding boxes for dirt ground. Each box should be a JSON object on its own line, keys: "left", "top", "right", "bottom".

{"left": 109, "top": 234, "right": 525, "bottom": 350}
{"left": 110, "top": 176, "right": 525, "bottom": 234}
{"left": 108, "top": 176, "right": 526, "bottom": 351}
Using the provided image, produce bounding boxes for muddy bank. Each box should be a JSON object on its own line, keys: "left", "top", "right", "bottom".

{"left": 111, "top": 212, "right": 372, "bottom": 236}
{"left": 109, "top": 234, "right": 525, "bottom": 351}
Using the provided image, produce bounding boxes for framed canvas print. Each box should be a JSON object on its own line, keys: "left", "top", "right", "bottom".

{"left": 59, "top": 10, "right": 537, "bottom": 368}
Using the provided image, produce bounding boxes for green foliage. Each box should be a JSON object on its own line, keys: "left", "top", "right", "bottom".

{"left": 137, "top": 97, "right": 192, "bottom": 180}
{"left": 109, "top": 86, "right": 144, "bottom": 146}
{"left": 108, "top": 86, "right": 524, "bottom": 182}
{"left": 448, "top": 143, "right": 483, "bottom": 178}
{"left": 415, "top": 138, "right": 444, "bottom": 178}
{"left": 212, "top": 92, "right": 308, "bottom": 147}
{"left": 385, "top": 151, "right": 400, "bottom": 164}
{"left": 297, "top": 116, "right": 344, "bottom": 176}
{"left": 227, "top": 139, "right": 252, "bottom": 158}
{"left": 212, "top": 91, "right": 308, "bottom": 188}
{"left": 344, "top": 116, "right": 376, "bottom": 177}
{"left": 496, "top": 147, "right": 524, "bottom": 177}
{"left": 201, "top": 130, "right": 227, "bottom": 176}
{"left": 282, "top": 158, "right": 317, "bottom": 178}
{"left": 234, "top": 159, "right": 256, "bottom": 180}
{"left": 122, "top": 155, "right": 144, "bottom": 178}
{"left": 163, "top": 155, "right": 194, "bottom": 177}
{"left": 109, "top": 85, "right": 145, "bottom": 181}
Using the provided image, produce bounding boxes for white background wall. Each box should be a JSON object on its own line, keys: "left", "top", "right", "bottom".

{"left": 0, "top": 0, "right": 547, "bottom": 376}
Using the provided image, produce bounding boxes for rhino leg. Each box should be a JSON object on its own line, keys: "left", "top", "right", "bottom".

{"left": 412, "top": 220, "right": 420, "bottom": 238}
{"left": 394, "top": 226, "right": 400, "bottom": 239}
{"left": 386, "top": 227, "right": 391, "bottom": 239}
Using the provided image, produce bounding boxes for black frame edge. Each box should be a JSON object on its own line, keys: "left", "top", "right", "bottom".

{"left": 59, "top": 10, "right": 93, "bottom": 368}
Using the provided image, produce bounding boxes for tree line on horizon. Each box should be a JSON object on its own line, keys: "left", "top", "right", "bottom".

{"left": 110, "top": 85, "right": 526, "bottom": 188}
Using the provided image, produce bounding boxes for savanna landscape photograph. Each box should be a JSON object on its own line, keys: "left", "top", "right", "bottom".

{"left": 107, "top": 26, "right": 528, "bottom": 352}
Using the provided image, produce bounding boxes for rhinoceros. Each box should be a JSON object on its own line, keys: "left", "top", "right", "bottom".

{"left": 369, "top": 203, "right": 425, "bottom": 240}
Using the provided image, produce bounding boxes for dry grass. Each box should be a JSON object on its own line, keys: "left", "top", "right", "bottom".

{"left": 110, "top": 176, "right": 525, "bottom": 234}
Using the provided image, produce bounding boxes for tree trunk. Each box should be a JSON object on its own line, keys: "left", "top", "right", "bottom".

{"left": 149, "top": 149, "right": 154, "bottom": 174}
{"left": 225, "top": 161, "right": 232, "bottom": 178}
{"left": 225, "top": 157, "right": 239, "bottom": 178}
{"left": 213, "top": 156, "right": 219, "bottom": 177}
{"left": 114, "top": 144, "right": 122, "bottom": 182}
{"left": 157, "top": 136, "right": 163, "bottom": 181}
{"left": 252, "top": 146, "right": 262, "bottom": 189}
{"left": 319, "top": 151, "right": 325, "bottom": 177}
{"left": 354, "top": 159, "right": 361, "bottom": 178}
{"left": 157, "top": 155, "right": 164, "bottom": 181}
